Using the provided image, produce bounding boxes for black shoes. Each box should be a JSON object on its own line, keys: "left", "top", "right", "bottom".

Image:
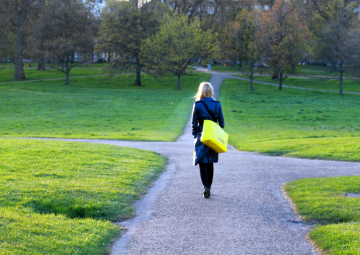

{"left": 203, "top": 187, "right": 211, "bottom": 198}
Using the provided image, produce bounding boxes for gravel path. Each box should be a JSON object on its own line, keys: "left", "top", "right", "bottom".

{"left": 31, "top": 72, "right": 360, "bottom": 254}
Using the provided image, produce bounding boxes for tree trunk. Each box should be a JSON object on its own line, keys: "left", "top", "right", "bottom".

{"left": 249, "top": 67, "right": 253, "bottom": 93}
{"left": 135, "top": 65, "right": 141, "bottom": 86}
{"left": 330, "top": 60, "right": 337, "bottom": 72}
{"left": 177, "top": 75, "right": 181, "bottom": 90}
{"left": 279, "top": 72, "right": 283, "bottom": 91}
{"left": 37, "top": 54, "right": 46, "bottom": 70}
{"left": 37, "top": 0, "right": 46, "bottom": 71}
{"left": 108, "top": 52, "right": 112, "bottom": 63}
{"left": 14, "top": 2, "right": 26, "bottom": 79}
{"left": 339, "top": 62, "right": 343, "bottom": 95}
{"left": 71, "top": 52, "right": 75, "bottom": 63}
{"left": 272, "top": 69, "right": 278, "bottom": 80}
{"left": 65, "top": 61, "right": 69, "bottom": 85}
{"left": 238, "top": 58, "right": 242, "bottom": 68}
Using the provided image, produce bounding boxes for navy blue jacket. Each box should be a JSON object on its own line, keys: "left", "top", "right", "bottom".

{"left": 191, "top": 97, "right": 225, "bottom": 165}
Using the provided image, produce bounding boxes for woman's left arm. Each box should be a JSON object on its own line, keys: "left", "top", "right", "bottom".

{"left": 218, "top": 102, "right": 225, "bottom": 128}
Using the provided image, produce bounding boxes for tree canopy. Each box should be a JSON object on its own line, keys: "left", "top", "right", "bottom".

{"left": 97, "top": 0, "right": 170, "bottom": 86}
{"left": 141, "top": 14, "right": 215, "bottom": 89}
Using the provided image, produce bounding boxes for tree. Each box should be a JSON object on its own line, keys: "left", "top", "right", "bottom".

{"left": 163, "top": 0, "right": 253, "bottom": 32}
{"left": 0, "top": 0, "right": 37, "bottom": 79}
{"left": 224, "top": 8, "right": 262, "bottom": 93}
{"left": 44, "top": 0, "right": 96, "bottom": 84}
{"left": 309, "top": 0, "right": 359, "bottom": 94}
{"left": 259, "top": 0, "right": 309, "bottom": 90}
{"left": 141, "top": 14, "right": 215, "bottom": 90}
{"left": 97, "top": 0, "right": 170, "bottom": 86}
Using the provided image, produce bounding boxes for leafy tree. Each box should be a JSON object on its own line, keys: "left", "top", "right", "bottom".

{"left": 259, "top": 0, "right": 309, "bottom": 90}
{"left": 141, "top": 14, "right": 214, "bottom": 90}
{"left": 97, "top": 0, "right": 170, "bottom": 86}
{"left": 44, "top": 0, "right": 96, "bottom": 84}
{"left": 224, "top": 8, "right": 262, "bottom": 93}
{"left": 309, "top": 0, "right": 359, "bottom": 94}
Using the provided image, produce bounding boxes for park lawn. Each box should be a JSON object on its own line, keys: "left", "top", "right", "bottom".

{"left": 285, "top": 177, "right": 360, "bottom": 254}
{"left": 210, "top": 63, "right": 343, "bottom": 77}
{"left": 0, "top": 138, "right": 167, "bottom": 254}
{"left": 298, "top": 69, "right": 336, "bottom": 77}
{"left": 0, "top": 73, "right": 210, "bottom": 141}
{"left": 236, "top": 74, "right": 360, "bottom": 93}
{"left": 0, "top": 63, "right": 122, "bottom": 82}
{"left": 219, "top": 79, "right": 360, "bottom": 162}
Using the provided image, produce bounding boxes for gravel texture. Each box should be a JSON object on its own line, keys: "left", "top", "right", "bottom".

{"left": 17, "top": 72, "right": 360, "bottom": 254}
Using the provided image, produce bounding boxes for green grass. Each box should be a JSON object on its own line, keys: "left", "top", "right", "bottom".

{"left": 0, "top": 63, "right": 122, "bottom": 82}
{"left": 0, "top": 207, "right": 120, "bottom": 255}
{"left": 309, "top": 223, "right": 360, "bottom": 255}
{"left": 219, "top": 79, "right": 360, "bottom": 162}
{"left": 285, "top": 177, "right": 360, "bottom": 254}
{"left": 0, "top": 138, "right": 167, "bottom": 254}
{"left": 0, "top": 73, "right": 210, "bottom": 141}
{"left": 236, "top": 75, "right": 360, "bottom": 93}
{"left": 211, "top": 63, "right": 343, "bottom": 76}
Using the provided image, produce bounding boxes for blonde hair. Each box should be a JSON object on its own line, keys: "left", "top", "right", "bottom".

{"left": 195, "top": 82, "right": 214, "bottom": 101}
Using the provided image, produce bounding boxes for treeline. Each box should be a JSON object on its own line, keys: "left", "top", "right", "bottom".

{"left": 0, "top": 0, "right": 359, "bottom": 93}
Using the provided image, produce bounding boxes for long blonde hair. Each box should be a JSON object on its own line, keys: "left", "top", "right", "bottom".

{"left": 195, "top": 82, "right": 214, "bottom": 101}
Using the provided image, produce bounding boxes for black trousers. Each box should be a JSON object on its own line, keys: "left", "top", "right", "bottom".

{"left": 199, "top": 163, "right": 214, "bottom": 189}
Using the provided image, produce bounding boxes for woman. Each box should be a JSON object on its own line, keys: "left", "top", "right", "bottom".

{"left": 192, "top": 82, "right": 225, "bottom": 198}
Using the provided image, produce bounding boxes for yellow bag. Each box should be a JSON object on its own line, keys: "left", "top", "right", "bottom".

{"left": 201, "top": 120, "right": 229, "bottom": 153}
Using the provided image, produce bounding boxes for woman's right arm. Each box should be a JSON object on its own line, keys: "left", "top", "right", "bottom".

{"left": 191, "top": 103, "right": 198, "bottom": 138}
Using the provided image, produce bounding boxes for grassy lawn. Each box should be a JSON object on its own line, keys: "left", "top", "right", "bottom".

{"left": 0, "top": 63, "right": 122, "bottom": 83}
{"left": 0, "top": 138, "right": 167, "bottom": 254}
{"left": 285, "top": 177, "right": 360, "bottom": 254}
{"left": 210, "top": 63, "right": 346, "bottom": 77}
{"left": 235, "top": 75, "right": 360, "bottom": 93}
{"left": 0, "top": 73, "right": 210, "bottom": 141}
{"left": 219, "top": 79, "right": 360, "bottom": 162}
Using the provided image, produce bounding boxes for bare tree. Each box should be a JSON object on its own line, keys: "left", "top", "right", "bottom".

{"left": 0, "top": 0, "right": 37, "bottom": 79}
{"left": 26, "top": 0, "right": 48, "bottom": 70}
{"left": 344, "top": 19, "right": 360, "bottom": 77}
{"left": 0, "top": 1, "right": 15, "bottom": 64}
{"left": 163, "top": 0, "right": 253, "bottom": 32}
{"left": 223, "top": 8, "right": 263, "bottom": 92}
